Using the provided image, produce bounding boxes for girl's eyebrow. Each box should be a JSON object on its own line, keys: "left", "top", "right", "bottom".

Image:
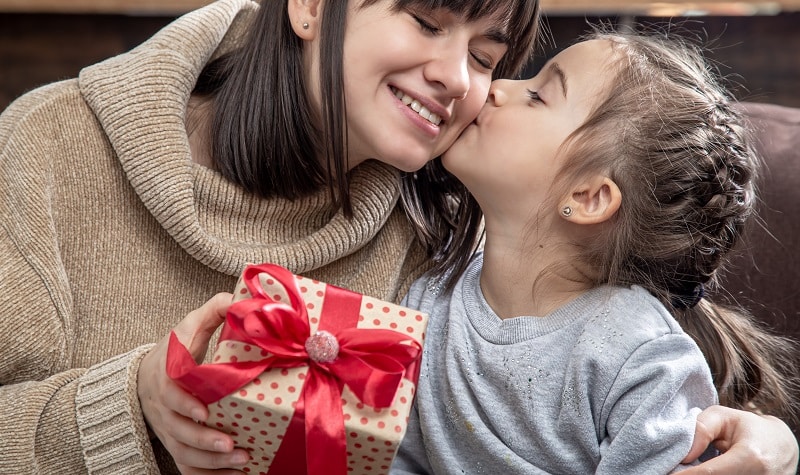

{"left": 548, "top": 62, "right": 568, "bottom": 98}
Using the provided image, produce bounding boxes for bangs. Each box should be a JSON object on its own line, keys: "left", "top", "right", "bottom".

{"left": 356, "top": 0, "right": 540, "bottom": 78}
{"left": 390, "top": 0, "right": 520, "bottom": 22}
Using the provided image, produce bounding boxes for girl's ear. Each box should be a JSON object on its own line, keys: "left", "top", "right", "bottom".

{"left": 560, "top": 175, "right": 622, "bottom": 225}
{"left": 287, "top": 0, "right": 323, "bottom": 40}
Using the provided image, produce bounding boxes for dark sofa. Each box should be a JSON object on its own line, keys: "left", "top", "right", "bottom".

{"left": 719, "top": 102, "right": 800, "bottom": 441}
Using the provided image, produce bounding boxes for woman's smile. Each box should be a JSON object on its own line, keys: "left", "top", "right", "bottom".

{"left": 390, "top": 85, "right": 444, "bottom": 126}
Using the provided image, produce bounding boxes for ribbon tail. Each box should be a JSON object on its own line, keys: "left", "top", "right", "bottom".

{"left": 267, "top": 367, "right": 348, "bottom": 475}
{"left": 304, "top": 369, "right": 348, "bottom": 475}
{"left": 267, "top": 394, "right": 308, "bottom": 474}
{"left": 166, "top": 332, "right": 268, "bottom": 404}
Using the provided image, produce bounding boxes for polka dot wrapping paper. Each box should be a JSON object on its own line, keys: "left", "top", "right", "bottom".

{"left": 167, "top": 263, "right": 428, "bottom": 475}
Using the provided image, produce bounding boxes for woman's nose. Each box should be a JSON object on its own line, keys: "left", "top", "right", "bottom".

{"left": 424, "top": 48, "right": 470, "bottom": 100}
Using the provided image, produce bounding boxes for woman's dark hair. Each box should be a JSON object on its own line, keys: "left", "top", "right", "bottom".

{"left": 194, "top": 0, "right": 541, "bottom": 290}
{"left": 551, "top": 27, "right": 799, "bottom": 421}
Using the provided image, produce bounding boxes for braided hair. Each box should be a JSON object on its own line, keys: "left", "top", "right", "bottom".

{"left": 551, "top": 27, "right": 799, "bottom": 421}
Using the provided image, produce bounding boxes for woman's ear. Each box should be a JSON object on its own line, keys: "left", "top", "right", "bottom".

{"left": 287, "top": 0, "right": 323, "bottom": 40}
{"left": 559, "top": 175, "right": 621, "bottom": 225}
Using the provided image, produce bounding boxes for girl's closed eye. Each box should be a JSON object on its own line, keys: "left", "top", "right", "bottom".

{"left": 527, "top": 89, "right": 543, "bottom": 104}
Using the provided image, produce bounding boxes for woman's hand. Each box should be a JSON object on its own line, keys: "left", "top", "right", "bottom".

{"left": 138, "top": 292, "right": 250, "bottom": 474}
{"left": 681, "top": 405, "right": 799, "bottom": 474}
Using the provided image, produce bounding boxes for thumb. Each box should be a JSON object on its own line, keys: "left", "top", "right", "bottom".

{"left": 174, "top": 292, "right": 233, "bottom": 360}
{"left": 683, "top": 405, "right": 732, "bottom": 463}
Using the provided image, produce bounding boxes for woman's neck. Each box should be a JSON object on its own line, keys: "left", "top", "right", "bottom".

{"left": 479, "top": 224, "right": 592, "bottom": 320}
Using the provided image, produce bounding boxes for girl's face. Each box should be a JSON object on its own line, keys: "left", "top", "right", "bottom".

{"left": 443, "top": 39, "right": 616, "bottom": 219}
{"left": 339, "top": 0, "right": 510, "bottom": 171}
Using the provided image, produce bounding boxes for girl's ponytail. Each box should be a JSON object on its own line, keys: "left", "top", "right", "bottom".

{"left": 677, "top": 300, "right": 800, "bottom": 422}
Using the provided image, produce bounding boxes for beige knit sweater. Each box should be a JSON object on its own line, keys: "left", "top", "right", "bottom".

{"left": 0, "top": 0, "right": 429, "bottom": 473}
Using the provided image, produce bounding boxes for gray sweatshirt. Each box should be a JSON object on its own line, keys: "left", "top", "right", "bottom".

{"left": 392, "top": 253, "right": 717, "bottom": 474}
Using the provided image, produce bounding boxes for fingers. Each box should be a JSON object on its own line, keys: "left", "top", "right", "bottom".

{"left": 160, "top": 411, "right": 227, "bottom": 453}
{"left": 682, "top": 405, "right": 799, "bottom": 475}
{"left": 176, "top": 465, "right": 246, "bottom": 475}
{"left": 150, "top": 377, "right": 250, "bottom": 472}
{"left": 175, "top": 292, "right": 234, "bottom": 358}
{"left": 160, "top": 372, "right": 210, "bottom": 422}
{"left": 679, "top": 449, "right": 746, "bottom": 475}
{"left": 679, "top": 444, "right": 777, "bottom": 475}
{"left": 137, "top": 293, "right": 245, "bottom": 473}
{"left": 683, "top": 405, "right": 734, "bottom": 462}
{"left": 164, "top": 419, "right": 250, "bottom": 470}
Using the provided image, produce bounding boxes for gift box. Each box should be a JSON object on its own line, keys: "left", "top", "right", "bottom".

{"left": 167, "top": 263, "right": 428, "bottom": 475}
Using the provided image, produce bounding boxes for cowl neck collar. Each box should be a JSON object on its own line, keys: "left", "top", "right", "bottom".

{"left": 78, "top": 0, "right": 401, "bottom": 276}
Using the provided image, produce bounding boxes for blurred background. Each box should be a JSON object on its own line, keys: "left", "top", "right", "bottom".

{"left": 1, "top": 0, "right": 799, "bottom": 109}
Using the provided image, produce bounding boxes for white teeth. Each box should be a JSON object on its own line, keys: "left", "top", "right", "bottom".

{"left": 391, "top": 87, "right": 442, "bottom": 126}
{"left": 419, "top": 106, "right": 431, "bottom": 121}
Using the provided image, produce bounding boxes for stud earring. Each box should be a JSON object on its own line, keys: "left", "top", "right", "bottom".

{"left": 302, "top": 22, "right": 309, "bottom": 29}
{"left": 561, "top": 206, "right": 572, "bottom": 217}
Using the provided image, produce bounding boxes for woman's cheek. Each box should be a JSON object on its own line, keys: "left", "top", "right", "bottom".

{"left": 455, "top": 81, "right": 491, "bottom": 129}
{"left": 433, "top": 79, "right": 491, "bottom": 157}
{"left": 463, "top": 79, "right": 491, "bottom": 126}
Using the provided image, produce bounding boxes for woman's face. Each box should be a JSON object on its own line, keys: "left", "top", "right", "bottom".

{"left": 338, "top": 0, "right": 509, "bottom": 171}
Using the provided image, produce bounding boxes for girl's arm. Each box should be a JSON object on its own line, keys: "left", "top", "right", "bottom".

{"left": 681, "top": 405, "right": 799, "bottom": 475}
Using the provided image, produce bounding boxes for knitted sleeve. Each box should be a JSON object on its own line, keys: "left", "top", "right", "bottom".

{"left": 0, "top": 83, "right": 160, "bottom": 475}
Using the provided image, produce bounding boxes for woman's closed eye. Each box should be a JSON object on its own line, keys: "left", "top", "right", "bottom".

{"left": 410, "top": 10, "right": 500, "bottom": 72}
{"left": 413, "top": 14, "right": 441, "bottom": 34}
{"left": 471, "top": 50, "right": 493, "bottom": 70}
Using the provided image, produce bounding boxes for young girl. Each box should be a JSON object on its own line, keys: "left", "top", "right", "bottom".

{"left": 392, "top": 29, "right": 800, "bottom": 474}
{"left": 0, "top": 0, "right": 538, "bottom": 473}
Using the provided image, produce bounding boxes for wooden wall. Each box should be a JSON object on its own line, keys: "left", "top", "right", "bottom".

{"left": 0, "top": 13, "right": 169, "bottom": 109}
{"left": 1, "top": 11, "right": 799, "bottom": 110}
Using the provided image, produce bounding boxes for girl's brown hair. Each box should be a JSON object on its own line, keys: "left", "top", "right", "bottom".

{"left": 553, "top": 27, "right": 799, "bottom": 421}
{"left": 194, "top": 0, "right": 540, "bottom": 287}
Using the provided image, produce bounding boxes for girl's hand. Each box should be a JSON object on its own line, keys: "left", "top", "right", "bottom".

{"left": 681, "top": 405, "right": 799, "bottom": 474}
{"left": 138, "top": 293, "right": 250, "bottom": 474}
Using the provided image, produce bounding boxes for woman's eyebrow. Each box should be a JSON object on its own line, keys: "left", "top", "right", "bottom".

{"left": 548, "top": 62, "right": 568, "bottom": 98}
{"left": 484, "top": 27, "right": 510, "bottom": 44}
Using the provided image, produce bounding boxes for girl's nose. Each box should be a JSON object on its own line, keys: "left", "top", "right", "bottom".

{"left": 487, "top": 80, "right": 511, "bottom": 106}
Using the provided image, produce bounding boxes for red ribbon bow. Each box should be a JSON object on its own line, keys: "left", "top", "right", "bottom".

{"left": 167, "top": 263, "right": 422, "bottom": 475}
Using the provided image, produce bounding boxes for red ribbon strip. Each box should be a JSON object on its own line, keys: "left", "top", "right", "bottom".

{"left": 166, "top": 263, "right": 421, "bottom": 475}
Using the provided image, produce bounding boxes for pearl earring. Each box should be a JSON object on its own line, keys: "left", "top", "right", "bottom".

{"left": 302, "top": 22, "right": 309, "bottom": 29}
{"left": 561, "top": 206, "right": 572, "bottom": 217}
